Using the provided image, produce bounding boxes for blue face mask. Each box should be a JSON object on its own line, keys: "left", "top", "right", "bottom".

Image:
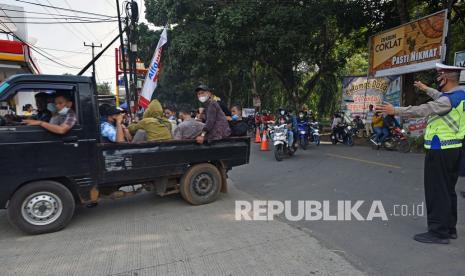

{"left": 47, "top": 103, "right": 56, "bottom": 113}
{"left": 232, "top": 114, "right": 239, "bottom": 121}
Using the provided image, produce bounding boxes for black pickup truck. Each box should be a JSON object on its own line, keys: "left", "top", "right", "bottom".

{"left": 0, "top": 75, "right": 250, "bottom": 234}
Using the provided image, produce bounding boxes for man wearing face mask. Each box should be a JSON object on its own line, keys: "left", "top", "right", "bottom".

{"left": 194, "top": 85, "right": 231, "bottom": 144}
{"left": 377, "top": 63, "right": 465, "bottom": 244}
{"left": 276, "top": 107, "right": 294, "bottom": 148}
{"left": 32, "top": 92, "right": 52, "bottom": 122}
{"left": 228, "top": 105, "right": 248, "bottom": 136}
{"left": 24, "top": 92, "right": 76, "bottom": 135}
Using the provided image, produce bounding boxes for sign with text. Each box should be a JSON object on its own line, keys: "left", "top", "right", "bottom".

{"left": 369, "top": 10, "right": 447, "bottom": 77}
{"left": 342, "top": 76, "right": 401, "bottom": 119}
{"left": 454, "top": 50, "right": 465, "bottom": 83}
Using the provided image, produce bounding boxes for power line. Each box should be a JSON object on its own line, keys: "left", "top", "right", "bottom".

{"left": 15, "top": 0, "right": 115, "bottom": 18}
{"left": 0, "top": 21, "right": 81, "bottom": 69}
{"left": 5, "top": 20, "right": 118, "bottom": 24}
{"left": 0, "top": 10, "right": 116, "bottom": 20}
{"left": 0, "top": 15, "right": 118, "bottom": 22}
{"left": 34, "top": 0, "right": 91, "bottom": 44}
{"left": 39, "top": 46, "right": 114, "bottom": 57}
{"left": 63, "top": 0, "right": 99, "bottom": 42}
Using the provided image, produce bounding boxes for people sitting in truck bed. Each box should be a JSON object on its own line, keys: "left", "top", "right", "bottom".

{"left": 228, "top": 105, "right": 248, "bottom": 136}
{"left": 99, "top": 104, "right": 132, "bottom": 143}
{"left": 164, "top": 105, "right": 178, "bottom": 134}
{"left": 173, "top": 107, "right": 205, "bottom": 140}
{"left": 24, "top": 92, "right": 76, "bottom": 135}
{"left": 127, "top": 99, "right": 172, "bottom": 142}
{"left": 194, "top": 85, "right": 231, "bottom": 144}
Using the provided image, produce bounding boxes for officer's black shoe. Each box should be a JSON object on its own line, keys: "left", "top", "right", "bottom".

{"left": 449, "top": 232, "right": 458, "bottom": 239}
{"left": 413, "top": 232, "right": 450, "bottom": 244}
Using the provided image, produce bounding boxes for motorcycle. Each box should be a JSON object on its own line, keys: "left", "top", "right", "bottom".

{"left": 270, "top": 124, "right": 297, "bottom": 161}
{"left": 309, "top": 121, "right": 320, "bottom": 146}
{"left": 370, "top": 127, "right": 410, "bottom": 153}
{"left": 297, "top": 121, "right": 310, "bottom": 150}
{"left": 331, "top": 123, "right": 355, "bottom": 146}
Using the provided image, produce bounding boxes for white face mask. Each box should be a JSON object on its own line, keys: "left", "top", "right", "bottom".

{"left": 198, "top": 96, "right": 209, "bottom": 103}
{"left": 47, "top": 103, "right": 56, "bottom": 113}
{"left": 58, "top": 107, "right": 69, "bottom": 115}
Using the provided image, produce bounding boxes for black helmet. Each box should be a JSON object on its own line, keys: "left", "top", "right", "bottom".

{"left": 194, "top": 84, "right": 211, "bottom": 93}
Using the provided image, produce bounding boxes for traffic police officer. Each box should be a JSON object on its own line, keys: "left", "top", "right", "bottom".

{"left": 378, "top": 63, "right": 465, "bottom": 244}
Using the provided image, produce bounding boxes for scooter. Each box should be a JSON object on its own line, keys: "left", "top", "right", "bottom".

{"left": 370, "top": 127, "right": 410, "bottom": 153}
{"left": 331, "top": 123, "right": 355, "bottom": 146}
{"left": 297, "top": 121, "right": 310, "bottom": 150}
{"left": 309, "top": 121, "right": 320, "bottom": 146}
{"left": 270, "top": 124, "right": 297, "bottom": 161}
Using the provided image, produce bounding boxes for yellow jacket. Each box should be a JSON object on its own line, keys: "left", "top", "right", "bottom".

{"left": 128, "top": 99, "right": 172, "bottom": 141}
{"left": 372, "top": 116, "right": 383, "bottom": 128}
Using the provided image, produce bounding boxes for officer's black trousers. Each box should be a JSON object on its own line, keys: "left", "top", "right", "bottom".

{"left": 424, "top": 148, "right": 461, "bottom": 238}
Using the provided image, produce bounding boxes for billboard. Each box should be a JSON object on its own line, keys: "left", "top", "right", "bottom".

{"left": 454, "top": 50, "right": 465, "bottom": 83}
{"left": 341, "top": 76, "right": 401, "bottom": 119}
{"left": 369, "top": 10, "right": 448, "bottom": 77}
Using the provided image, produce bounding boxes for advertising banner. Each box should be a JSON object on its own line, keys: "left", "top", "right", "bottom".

{"left": 341, "top": 76, "right": 401, "bottom": 119}
{"left": 405, "top": 118, "right": 427, "bottom": 137}
{"left": 454, "top": 50, "right": 465, "bottom": 83}
{"left": 369, "top": 10, "right": 447, "bottom": 77}
{"left": 139, "top": 27, "right": 168, "bottom": 109}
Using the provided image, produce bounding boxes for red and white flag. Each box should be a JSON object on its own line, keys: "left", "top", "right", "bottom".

{"left": 139, "top": 27, "right": 168, "bottom": 108}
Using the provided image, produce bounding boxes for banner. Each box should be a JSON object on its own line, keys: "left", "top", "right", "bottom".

{"left": 139, "top": 27, "right": 168, "bottom": 109}
{"left": 454, "top": 50, "right": 465, "bottom": 83}
{"left": 369, "top": 10, "right": 447, "bottom": 77}
{"left": 405, "top": 118, "right": 427, "bottom": 137}
{"left": 341, "top": 76, "right": 401, "bottom": 119}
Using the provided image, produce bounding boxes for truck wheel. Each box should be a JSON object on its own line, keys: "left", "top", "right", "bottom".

{"left": 180, "top": 164, "right": 222, "bottom": 205}
{"left": 7, "top": 180, "right": 75, "bottom": 235}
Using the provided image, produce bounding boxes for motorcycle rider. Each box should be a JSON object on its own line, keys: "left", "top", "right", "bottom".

{"left": 353, "top": 115, "right": 364, "bottom": 130}
{"left": 276, "top": 107, "right": 294, "bottom": 148}
{"left": 297, "top": 109, "right": 310, "bottom": 124}
{"left": 297, "top": 109, "right": 310, "bottom": 142}
{"left": 383, "top": 114, "right": 400, "bottom": 137}
{"left": 331, "top": 112, "right": 344, "bottom": 140}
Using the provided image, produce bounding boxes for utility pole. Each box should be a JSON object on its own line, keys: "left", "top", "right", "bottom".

{"left": 125, "top": 0, "right": 139, "bottom": 111}
{"left": 83, "top": 42, "right": 102, "bottom": 76}
{"left": 116, "top": 0, "right": 131, "bottom": 117}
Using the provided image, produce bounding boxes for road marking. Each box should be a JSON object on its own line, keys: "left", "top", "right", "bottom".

{"left": 325, "top": 153, "right": 401, "bottom": 169}
{"left": 319, "top": 141, "right": 332, "bottom": 145}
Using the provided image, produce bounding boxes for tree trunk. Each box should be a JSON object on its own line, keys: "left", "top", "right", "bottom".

{"left": 227, "top": 78, "right": 233, "bottom": 108}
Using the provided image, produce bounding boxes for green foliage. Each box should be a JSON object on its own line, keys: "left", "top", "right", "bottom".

{"left": 97, "top": 82, "right": 112, "bottom": 95}
{"left": 137, "top": 0, "right": 465, "bottom": 115}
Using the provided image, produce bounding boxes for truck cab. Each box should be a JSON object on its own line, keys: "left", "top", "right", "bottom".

{"left": 0, "top": 74, "right": 250, "bottom": 234}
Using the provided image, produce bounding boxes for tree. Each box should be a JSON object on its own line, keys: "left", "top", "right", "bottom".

{"left": 138, "top": 0, "right": 465, "bottom": 116}
{"left": 97, "top": 82, "right": 112, "bottom": 95}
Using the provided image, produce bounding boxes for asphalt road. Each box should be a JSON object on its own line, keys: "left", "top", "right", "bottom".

{"left": 230, "top": 141, "right": 465, "bottom": 276}
{"left": 0, "top": 175, "right": 363, "bottom": 276}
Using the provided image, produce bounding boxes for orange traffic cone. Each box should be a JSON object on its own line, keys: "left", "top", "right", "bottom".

{"left": 255, "top": 128, "right": 261, "bottom": 143}
{"left": 260, "top": 129, "right": 269, "bottom": 151}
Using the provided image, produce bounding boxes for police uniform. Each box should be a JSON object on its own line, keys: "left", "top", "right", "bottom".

{"left": 395, "top": 63, "right": 465, "bottom": 242}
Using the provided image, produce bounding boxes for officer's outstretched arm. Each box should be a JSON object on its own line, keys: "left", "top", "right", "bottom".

{"left": 395, "top": 96, "right": 451, "bottom": 117}
{"left": 425, "top": 87, "right": 442, "bottom": 100}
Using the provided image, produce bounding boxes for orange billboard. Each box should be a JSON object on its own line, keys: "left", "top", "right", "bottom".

{"left": 369, "top": 10, "right": 448, "bottom": 77}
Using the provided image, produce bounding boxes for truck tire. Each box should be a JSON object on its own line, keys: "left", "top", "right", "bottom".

{"left": 7, "top": 180, "right": 75, "bottom": 235}
{"left": 180, "top": 163, "right": 222, "bottom": 205}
